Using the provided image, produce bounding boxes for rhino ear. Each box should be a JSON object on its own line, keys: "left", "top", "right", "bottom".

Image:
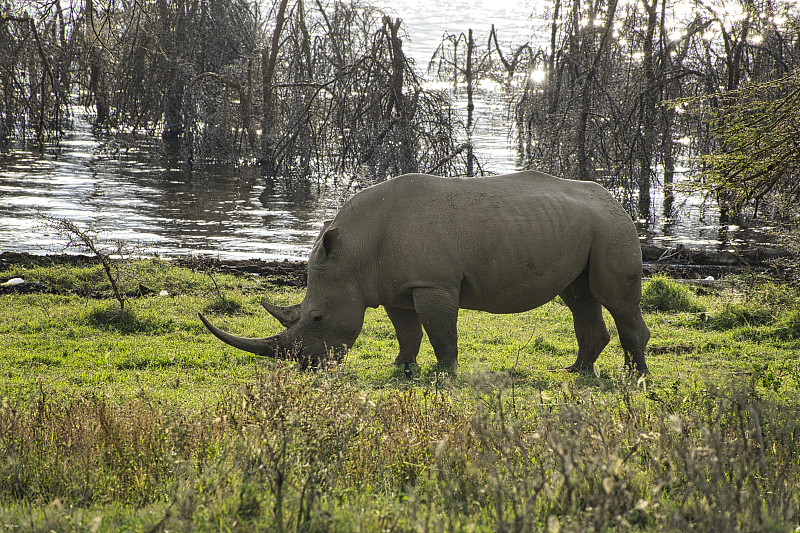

{"left": 320, "top": 226, "right": 340, "bottom": 259}
{"left": 315, "top": 220, "right": 333, "bottom": 243}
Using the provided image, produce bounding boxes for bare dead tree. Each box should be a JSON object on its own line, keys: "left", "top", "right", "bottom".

{"left": 41, "top": 216, "right": 132, "bottom": 310}
{"left": 0, "top": 6, "right": 72, "bottom": 146}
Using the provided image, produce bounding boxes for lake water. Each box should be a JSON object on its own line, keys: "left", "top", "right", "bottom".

{"left": 0, "top": 0, "right": 783, "bottom": 261}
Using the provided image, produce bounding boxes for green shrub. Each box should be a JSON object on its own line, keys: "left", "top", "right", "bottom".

{"left": 776, "top": 308, "right": 800, "bottom": 340}
{"left": 641, "top": 276, "right": 705, "bottom": 313}
{"left": 759, "top": 281, "right": 799, "bottom": 308}
{"left": 710, "top": 301, "right": 774, "bottom": 330}
{"left": 2, "top": 259, "right": 800, "bottom": 531}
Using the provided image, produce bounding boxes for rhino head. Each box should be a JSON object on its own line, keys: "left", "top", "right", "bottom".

{"left": 198, "top": 226, "right": 367, "bottom": 368}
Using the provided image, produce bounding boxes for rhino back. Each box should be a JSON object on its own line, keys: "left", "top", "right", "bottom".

{"left": 334, "top": 172, "right": 638, "bottom": 313}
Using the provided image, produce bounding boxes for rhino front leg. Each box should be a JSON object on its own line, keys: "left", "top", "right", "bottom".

{"left": 412, "top": 287, "right": 459, "bottom": 370}
{"left": 384, "top": 306, "right": 423, "bottom": 366}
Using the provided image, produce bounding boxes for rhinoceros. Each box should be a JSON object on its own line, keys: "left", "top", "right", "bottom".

{"left": 199, "top": 171, "right": 650, "bottom": 374}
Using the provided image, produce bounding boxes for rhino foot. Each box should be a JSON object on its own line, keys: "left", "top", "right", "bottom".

{"left": 566, "top": 362, "right": 596, "bottom": 375}
{"left": 394, "top": 354, "right": 417, "bottom": 366}
{"left": 625, "top": 362, "right": 650, "bottom": 375}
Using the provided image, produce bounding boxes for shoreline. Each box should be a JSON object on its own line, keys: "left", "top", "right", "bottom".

{"left": 1, "top": 245, "right": 788, "bottom": 288}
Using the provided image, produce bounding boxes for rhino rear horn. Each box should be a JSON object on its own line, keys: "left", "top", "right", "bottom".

{"left": 261, "top": 300, "right": 302, "bottom": 327}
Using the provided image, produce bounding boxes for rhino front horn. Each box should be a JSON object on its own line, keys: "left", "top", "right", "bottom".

{"left": 198, "top": 313, "right": 283, "bottom": 358}
{"left": 261, "top": 300, "right": 302, "bottom": 327}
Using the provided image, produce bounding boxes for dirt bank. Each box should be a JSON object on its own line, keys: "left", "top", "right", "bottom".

{"left": 0, "top": 246, "right": 788, "bottom": 293}
{"left": 0, "top": 252, "right": 307, "bottom": 291}
{"left": 640, "top": 244, "right": 789, "bottom": 281}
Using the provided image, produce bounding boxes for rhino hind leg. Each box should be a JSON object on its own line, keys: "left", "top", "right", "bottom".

{"left": 385, "top": 305, "right": 423, "bottom": 365}
{"left": 586, "top": 254, "right": 651, "bottom": 374}
{"left": 560, "top": 273, "right": 611, "bottom": 374}
{"left": 609, "top": 309, "right": 650, "bottom": 374}
{"left": 412, "top": 287, "right": 459, "bottom": 370}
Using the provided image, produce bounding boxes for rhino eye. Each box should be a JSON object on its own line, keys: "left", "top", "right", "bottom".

{"left": 311, "top": 312, "right": 324, "bottom": 322}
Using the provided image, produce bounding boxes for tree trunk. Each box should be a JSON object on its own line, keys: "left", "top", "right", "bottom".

{"left": 547, "top": 0, "right": 562, "bottom": 115}
{"left": 162, "top": 66, "right": 185, "bottom": 141}
{"left": 465, "top": 29, "right": 474, "bottom": 130}
{"left": 638, "top": 0, "right": 658, "bottom": 219}
{"left": 661, "top": 105, "right": 675, "bottom": 214}
{"left": 659, "top": 0, "right": 676, "bottom": 216}
{"left": 576, "top": 0, "right": 618, "bottom": 181}
{"left": 85, "top": 0, "right": 108, "bottom": 129}
{"left": 261, "top": 0, "right": 290, "bottom": 167}
{"left": 383, "top": 16, "right": 417, "bottom": 174}
{"left": 161, "top": 0, "right": 185, "bottom": 141}
{"left": 384, "top": 16, "right": 406, "bottom": 120}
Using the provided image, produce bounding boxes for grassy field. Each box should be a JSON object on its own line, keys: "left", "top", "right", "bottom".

{"left": 0, "top": 257, "right": 798, "bottom": 532}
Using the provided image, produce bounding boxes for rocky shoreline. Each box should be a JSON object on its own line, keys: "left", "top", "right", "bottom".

{"left": 639, "top": 244, "right": 790, "bottom": 281}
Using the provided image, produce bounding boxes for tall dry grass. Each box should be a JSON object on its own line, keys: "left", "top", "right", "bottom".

{"left": 1, "top": 364, "right": 798, "bottom": 531}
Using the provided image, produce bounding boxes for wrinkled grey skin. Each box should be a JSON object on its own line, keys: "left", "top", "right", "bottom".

{"left": 200, "top": 171, "right": 650, "bottom": 373}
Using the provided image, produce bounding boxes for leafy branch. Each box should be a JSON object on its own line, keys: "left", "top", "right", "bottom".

{"left": 689, "top": 70, "right": 800, "bottom": 217}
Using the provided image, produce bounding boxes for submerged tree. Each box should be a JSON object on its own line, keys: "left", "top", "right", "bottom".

{"left": 7, "top": 0, "right": 800, "bottom": 209}
{"left": 428, "top": 24, "right": 535, "bottom": 176}
{"left": 0, "top": 2, "right": 73, "bottom": 146}
{"left": 514, "top": 0, "right": 800, "bottom": 218}
{"left": 2, "top": 0, "right": 471, "bottom": 181}
{"left": 80, "top": 0, "right": 261, "bottom": 138}
{"left": 85, "top": 0, "right": 470, "bottom": 179}
{"left": 245, "top": 5, "right": 468, "bottom": 179}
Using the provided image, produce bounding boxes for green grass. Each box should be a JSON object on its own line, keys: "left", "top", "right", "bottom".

{"left": 1, "top": 259, "right": 799, "bottom": 531}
